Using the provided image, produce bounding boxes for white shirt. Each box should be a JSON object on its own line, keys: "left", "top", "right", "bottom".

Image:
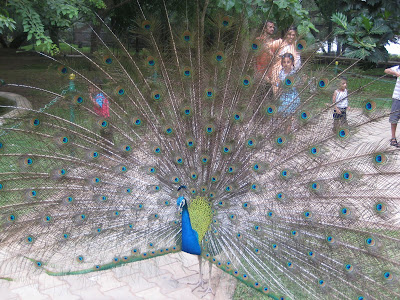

{"left": 335, "top": 89, "right": 348, "bottom": 108}
{"left": 389, "top": 65, "right": 400, "bottom": 100}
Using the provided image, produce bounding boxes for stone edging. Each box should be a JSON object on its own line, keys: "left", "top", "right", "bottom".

{"left": 0, "top": 92, "right": 32, "bottom": 126}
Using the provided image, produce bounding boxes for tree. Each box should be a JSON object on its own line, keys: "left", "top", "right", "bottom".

{"left": 0, "top": 0, "right": 106, "bottom": 53}
{"left": 2, "top": 0, "right": 397, "bottom": 62}
{"left": 302, "top": 0, "right": 343, "bottom": 55}
{"left": 0, "top": 7, "right": 16, "bottom": 47}
{"left": 216, "top": 0, "right": 318, "bottom": 37}
{"left": 331, "top": 0, "right": 399, "bottom": 62}
{"left": 304, "top": 0, "right": 399, "bottom": 62}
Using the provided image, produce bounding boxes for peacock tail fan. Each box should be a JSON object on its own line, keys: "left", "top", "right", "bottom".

{"left": 1, "top": 1, "right": 400, "bottom": 299}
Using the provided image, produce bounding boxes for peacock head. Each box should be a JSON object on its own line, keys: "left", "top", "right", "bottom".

{"left": 177, "top": 196, "right": 186, "bottom": 209}
{"left": 177, "top": 185, "right": 187, "bottom": 209}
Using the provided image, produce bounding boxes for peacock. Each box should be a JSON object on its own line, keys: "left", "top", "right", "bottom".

{"left": 1, "top": 1, "right": 400, "bottom": 299}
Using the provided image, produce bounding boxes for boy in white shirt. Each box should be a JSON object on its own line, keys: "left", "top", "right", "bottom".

{"left": 332, "top": 77, "right": 349, "bottom": 132}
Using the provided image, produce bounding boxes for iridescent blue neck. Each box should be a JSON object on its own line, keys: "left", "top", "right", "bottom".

{"left": 180, "top": 200, "right": 201, "bottom": 255}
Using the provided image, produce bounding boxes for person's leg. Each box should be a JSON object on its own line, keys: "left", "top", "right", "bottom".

{"left": 391, "top": 123, "right": 397, "bottom": 139}
{"left": 342, "top": 108, "right": 348, "bottom": 127}
{"left": 389, "top": 99, "right": 400, "bottom": 146}
{"left": 333, "top": 110, "right": 339, "bottom": 133}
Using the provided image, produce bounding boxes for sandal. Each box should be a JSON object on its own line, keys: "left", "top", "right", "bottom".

{"left": 390, "top": 138, "right": 400, "bottom": 148}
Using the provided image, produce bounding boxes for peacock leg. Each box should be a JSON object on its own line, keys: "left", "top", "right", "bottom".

{"left": 201, "top": 261, "right": 214, "bottom": 297}
{"left": 190, "top": 255, "right": 206, "bottom": 291}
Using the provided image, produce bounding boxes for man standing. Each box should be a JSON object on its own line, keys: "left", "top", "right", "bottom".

{"left": 255, "top": 21, "right": 276, "bottom": 75}
{"left": 384, "top": 65, "right": 400, "bottom": 147}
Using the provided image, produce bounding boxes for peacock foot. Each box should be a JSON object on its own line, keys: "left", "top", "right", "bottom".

{"left": 200, "top": 285, "right": 214, "bottom": 298}
{"left": 190, "top": 279, "right": 207, "bottom": 291}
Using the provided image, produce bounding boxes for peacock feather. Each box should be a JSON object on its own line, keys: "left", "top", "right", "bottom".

{"left": 1, "top": 1, "right": 400, "bottom": 299}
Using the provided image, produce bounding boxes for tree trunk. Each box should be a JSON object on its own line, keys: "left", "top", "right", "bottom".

{"left": 341, "top": 43, "right": 347, "bottom": 55}
{"left": 0, "top": 35, "right": 8, "bottom": 48}
{"left": 336, "top": 40, "right": 341, "bottom": 56}
{"left": 49, "top": 26, "right": 60, "bottom": 48}
{"left": 90, "top": 0, "right": 135, "bottom": 53}
{"left": 90, "top": 22, "right": 103, "bottom": 53}
{"left": 327, "top": 22, "right": 333, "bottom": 55}
{"left": 9, "top": 32, "right": 28, "bottom": 49}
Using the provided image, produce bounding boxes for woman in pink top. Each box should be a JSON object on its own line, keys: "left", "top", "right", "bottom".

{"left": 268, "top": 26, "right": 301, "bottom": 89}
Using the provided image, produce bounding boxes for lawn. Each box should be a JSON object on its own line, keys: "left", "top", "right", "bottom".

{"left": 20, "top": 43, "right": 91, "bottom": 55}
{"left": 299, "top": 64, "right": 395, "bottom": 111}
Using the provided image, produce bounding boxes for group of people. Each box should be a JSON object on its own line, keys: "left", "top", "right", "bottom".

{"left": 255, "top": 22, "right": 305, "bottom": 133}
{"left": 256, "top": 21, "right": 351, "bottom": 134}
{"left": 256, "top": 21, "right": 400, "bottom": 149}
{"left": 88, "top": 21, "right": 400, "bottom": 149}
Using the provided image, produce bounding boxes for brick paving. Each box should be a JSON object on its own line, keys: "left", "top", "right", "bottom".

{"left": 0, "top": 253, "right": 237, "bottom": 300}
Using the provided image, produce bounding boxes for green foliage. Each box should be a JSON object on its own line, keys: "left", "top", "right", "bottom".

{"left": 20, "top": 42, "right": 91, "bottom": 54}
{"left": 9, "top": 0, "right": 55, "bottom": 53}
{"left": 330, "top": 0, "right": 399, "bottom": 62}
{"left": 0, "top": 277, "right": 13, "bottom": 281}
{"left": 216, "top": 0, "right": 318, "bottom": 36}
{"left": 1, "top": 0, "right": 106, "bottom": 54}
{"left": 332, "top": 12, "right": 391, "bottom": 62}
{"left": 233, "top": 281, "right": 269, "bottom": 299}
{"left": 0, "top": 8, "right": 16, "bottom": 33}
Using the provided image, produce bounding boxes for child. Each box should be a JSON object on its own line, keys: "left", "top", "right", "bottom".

{"left": 332, "top": 77, "right": 349, "bottom": 133}
{"left": 89, "top": 79, "right": 112, "bottom": 151}
{"left": 89, "top": 79, "right": 109, "bottom": 118}
{"left": 276, "top": 53, "right": 300, "bottom": 134}
{"left": 277, "top": 53, "right": 300, "bottom": 113}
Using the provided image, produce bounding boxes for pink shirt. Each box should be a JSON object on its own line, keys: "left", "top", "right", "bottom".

{"left": 91, "top": 93, "right": 110, "bottom": 118}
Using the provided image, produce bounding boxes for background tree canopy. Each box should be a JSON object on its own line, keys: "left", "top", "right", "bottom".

{"left": 0, "top": 0, "right": 398, "bottom": 61}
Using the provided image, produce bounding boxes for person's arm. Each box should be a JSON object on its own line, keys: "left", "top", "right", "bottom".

{"left": 268, "top": 38, "right": 282, "bottom": 54}
{"left": 347, "top": 92, "right": 350, "bottom": 111}
{"left": 332, "top": 90, "right": 337, "bottom": 104}
{"left": 272, "top": 79, "right": 280, "bottom": 95}
{"left": 332, "top": 90, "right": 341, "bottom": 114}
{"left": 384, "top": 66, "right": 400, "bottom": 77}
{"left": 90, "top": 93, "right": 97, "bottom": 106}
{"left": 294, "top": 53, "right": 301, "bottom": 71}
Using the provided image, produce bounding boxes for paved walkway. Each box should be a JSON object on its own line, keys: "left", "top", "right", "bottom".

{"left": 0, "top": 253, "right": 237, "bottom": 300}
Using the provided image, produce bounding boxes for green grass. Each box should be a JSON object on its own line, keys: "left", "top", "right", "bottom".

{"left": 233, "top": 281, "right": 271, "bottom": 300}
{"left": 19, "top": 42, "right": 139, "bottom": 57}
{"left": 20, "top": 43, "right": 91, "bottom": 55}
{"left": 302, "top": 67, "right": 395, "bottom": 111}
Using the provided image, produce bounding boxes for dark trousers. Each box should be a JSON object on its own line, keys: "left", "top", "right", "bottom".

{"left": 333, "top": 107, "right": 348, "bottom": 132}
